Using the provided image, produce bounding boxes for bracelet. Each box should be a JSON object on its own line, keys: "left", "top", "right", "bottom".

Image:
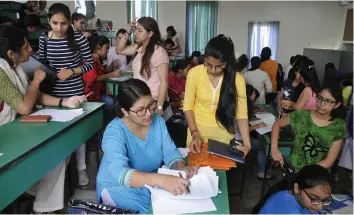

{"left": 191, "top": 129, "right": 198, "bottom": 136}
{"left": 59, "top": 98, "right": 64, "bottom": 108}
{"left": 70, "top": 68, "right": 76, "bottom": 77}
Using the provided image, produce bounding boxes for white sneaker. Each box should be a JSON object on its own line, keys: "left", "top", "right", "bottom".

{"left": 78, "top": 169, "right": 89, "bottom": 186}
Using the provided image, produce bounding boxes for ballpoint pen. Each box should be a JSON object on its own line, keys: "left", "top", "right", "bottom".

{"left": 179, "top": 172, "right": 191, "bottom": 194}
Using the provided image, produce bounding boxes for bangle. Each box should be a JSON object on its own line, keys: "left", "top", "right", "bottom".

{"left": 70, "top": 68, "right": 76, "bottom": 76}
{"left": 191, "top": 129, "right": 198, "bottom": 136}
{"left": 59, "top": 99, "right": 63, "bottom": 108}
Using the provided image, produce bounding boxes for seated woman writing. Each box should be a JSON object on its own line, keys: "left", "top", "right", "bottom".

{"left": 96, "top": 79, "right": 197, "bottom": 213}
{"left": 168, "top": 59, "right": 190, "bottom": 102}
{"left": 271, "top": 85, "right": 346, "bottom": 170}
{"left": 255, "top": 164, "right": 335, "bottom": 214}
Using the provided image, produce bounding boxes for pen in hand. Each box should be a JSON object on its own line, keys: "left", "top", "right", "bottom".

{"left": 179, "top": 172, "right": 191, "bottom": 194}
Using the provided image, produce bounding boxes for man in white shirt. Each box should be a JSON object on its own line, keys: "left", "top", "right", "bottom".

{"left": 107, "top": 29, "right": 131, "bottom": 71}
{"left": 243, "top": 56, "right": 272, "bottom": 104}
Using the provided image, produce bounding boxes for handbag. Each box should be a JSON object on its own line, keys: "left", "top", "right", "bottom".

{"left": 68, "top": 200, "right": 139, "bottom": 214}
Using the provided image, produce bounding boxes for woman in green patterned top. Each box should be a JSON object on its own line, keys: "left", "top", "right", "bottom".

{"left": 271, "top": 84, "right": 346, "bottom": 170}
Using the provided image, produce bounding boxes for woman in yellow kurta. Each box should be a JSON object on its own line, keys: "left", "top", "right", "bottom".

{"left": 183, "top": 35, "right": 251, "bottom": 156}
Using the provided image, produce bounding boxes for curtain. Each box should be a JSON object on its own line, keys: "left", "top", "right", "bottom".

{"left": 247, "top": 21, "right": 279, "bottom": 60}
{"left": 127, "top": 0, "right": 158, "bottom": 23}
{"left": 186, "top": 1, "right": 218, "bottom": 56}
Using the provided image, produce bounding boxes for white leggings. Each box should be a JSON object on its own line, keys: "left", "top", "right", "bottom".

{"left": 75, "top": 143, "right": 86, "bottom": 171}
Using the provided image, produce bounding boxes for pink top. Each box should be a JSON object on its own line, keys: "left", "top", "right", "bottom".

{"left": 303, "top": 87, "right": 317, "bottom": 110}
{"left": 132, "top": 45, "right": 169, "bottom": 99}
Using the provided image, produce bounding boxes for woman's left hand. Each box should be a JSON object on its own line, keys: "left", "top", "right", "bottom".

{"left": 57, "top": 69, "right": 73, "bottom": 80}
{"left": 236, "top": 144, "right": 251, "bottom": 158}
{"left": 62, "top": 95, "right": 87, "bottom": 108}
{"left": 180, "top": 166, "right": 198, "bottom": 179}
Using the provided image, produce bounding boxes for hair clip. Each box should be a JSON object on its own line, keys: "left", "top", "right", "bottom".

{"left": 308, "top": 65, "right": 313, "bottom": 69}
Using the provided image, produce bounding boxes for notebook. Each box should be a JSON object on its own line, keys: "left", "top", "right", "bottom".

{"left": 208, "top": 139, "right": 245, "bottom": 164}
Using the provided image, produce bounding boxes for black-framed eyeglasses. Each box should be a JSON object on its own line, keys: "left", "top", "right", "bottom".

{"left": 129, "top": 100, "right": 157, "bottom": 117}
{"left": 204, "top": 58, "right": 226, "bottom": 72}
{"left": 316, "top": 95, "right": 337, "bottom": 106}
{"left": 303, "top": 189, "right": 333, "bottom": 206}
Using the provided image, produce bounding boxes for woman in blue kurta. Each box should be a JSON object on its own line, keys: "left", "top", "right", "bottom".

{"left": 96, "top": 79, "right": 197, "bottom": 213}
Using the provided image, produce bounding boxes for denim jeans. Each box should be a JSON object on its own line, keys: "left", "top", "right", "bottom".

{"left": 250, "top": 137, "right": 267, "bottom": 174}
{"left": 100, "top": 94, "right": 114, "bottom": 110}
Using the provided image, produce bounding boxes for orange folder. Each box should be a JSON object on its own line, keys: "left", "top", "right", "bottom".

{"left": 188, "top": 143, "right": 236, "bottom": 170}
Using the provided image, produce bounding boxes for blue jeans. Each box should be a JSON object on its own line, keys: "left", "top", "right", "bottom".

{"left": 250, "top": 137, "right": 266, "bottom": 174}
{"left": 100, "top": 94, "right": 114, "bottom": 110}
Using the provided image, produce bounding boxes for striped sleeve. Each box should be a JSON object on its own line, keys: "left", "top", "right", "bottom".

{"left": 37, "top": 33, "right": 47, "bottom": 61}
{"left": 75, "top": 33, "right": 93, "bottom": 73}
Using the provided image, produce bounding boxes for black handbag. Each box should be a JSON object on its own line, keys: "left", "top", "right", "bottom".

{"left": 68, "top": 200, "right": 139, "bottom": 214}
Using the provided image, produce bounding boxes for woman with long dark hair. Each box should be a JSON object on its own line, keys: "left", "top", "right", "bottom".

{"left": 116, "top": 17, "right": 169, "bottom": 115}
{"left": 37, "top": 3, "right": 94, "bottom": 186}
{"left": 281, "top": 62, "right": 320, "bottom": 111}
{"left": 165, "top": 25, "right": 180, "bottom": 54}
{"left": 272, "top": 84, "right": 346, "bottom": 170}
{"left": 96, "top": 79, "right": 197, "bottom": 213}
{"left": 255, "top": 164, "right": 335, "bottom": 214}
{"left": 183, "top": 35, "right": 251, "bottom": 155}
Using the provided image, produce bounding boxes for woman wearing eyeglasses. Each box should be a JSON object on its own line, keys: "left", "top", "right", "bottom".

{"left": 96, "top": 79, "right": 198, "bottom": 213}
{"left": 271, "top": 85, "right": 346, "bottom": 170}
{"left": 183, "top": 35, "right": 251, "bottom": 156}
{"left": 255, "top": 164, "right": 334, "bottom": 214}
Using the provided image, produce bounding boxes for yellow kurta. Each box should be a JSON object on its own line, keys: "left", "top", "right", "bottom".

{"left": 183, "top": 65, "right": 248, "bottom": 145}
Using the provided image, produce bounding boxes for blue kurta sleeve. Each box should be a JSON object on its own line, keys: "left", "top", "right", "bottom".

{"left": 101, "top": 120, "right": 136, "bottom": 187}
{"left": 156, "top": 116, "right": 184, "bottom": 168}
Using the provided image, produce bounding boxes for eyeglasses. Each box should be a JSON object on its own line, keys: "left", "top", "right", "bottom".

{"left": 303, "top": 189, "right": 333, "bottom": 206}
{"left": 204, "top": 59, "right": 226, "bottom": 72}
{"left": 129, "top": 100, "right": 157, "bottom": 117}
{"left": 316, "top": 95, "right": 336, "bottom": 106}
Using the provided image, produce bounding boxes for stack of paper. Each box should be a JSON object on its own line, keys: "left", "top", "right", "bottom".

{"left": 253, "top": 113, "right": 276, "bottom": 135}
{"left": 148, "top": 167, "right": 219, "bottom": 214}
{"left": 30, "top": 108, "right": 84, "bottom": 122}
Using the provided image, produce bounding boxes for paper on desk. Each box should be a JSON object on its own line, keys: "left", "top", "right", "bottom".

{"left": 256, "top": 126, "right": 272, "bottom": 135}
{"left": 146, "top": 167, "right": 219, "bottom": 200}
{"left": 31, "top": 108, "right": 84, "bottom": 122}
{"left": 0, "top": 153, "right": 3, "bottom": 157}
{"left": 151, "top": 195, "right": 216, "bottom": 214}
{"left": 255, "top": 113, "right": 275, "bottom": 120}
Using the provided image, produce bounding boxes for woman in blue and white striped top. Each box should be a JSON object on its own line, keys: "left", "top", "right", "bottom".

{"left": 37, "top": 3, "right": 94, "bottom": 187}
{"left": 37, "top": 4, "right": 93, "bottom": 98}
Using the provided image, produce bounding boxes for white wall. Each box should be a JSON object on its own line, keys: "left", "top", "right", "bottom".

{"left": 49, "top": 1, "right": 346, "bottom": 67}
{"left": 219, "top": 1, "right": 346, "bottom": 67}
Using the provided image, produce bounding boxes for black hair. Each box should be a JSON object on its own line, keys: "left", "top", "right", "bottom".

{"left": 71, "top": 12, "right": 86, "bottom": 23}
{"left": 260, "top": 47, "right": 271, "bottom": 62}
{"left": 246, "top": 84, "right": 255, "bottom": 119}
{"left": 249, "top": 56, "right": 261, "bottom": 71}
{"left": 238, "top": 54, "right": 249, "bottom": 70}
{"left": 253, "top": 164, "right": 334, "bottom": 213}
{"left": 166, "top": 25, "right": 176, "bottom": 36}
{"left": 137, "top": 17, "right": 161, "bottom": 79}
{"left": 320, "top": 83, "right": 346, "bottom": 120}
{"left": 191, "top": 51, "right": 201, "bottom": 58}
{"left": 205, "top": 34, "right": 241, "bottom": 134}
{"left": 290, "top": 54, "right": 301, "bottom": 65}
{"left": 172, "top": 59, "right": 188, "bottom": 74}
{"left": 325, "top": 62, "right": 336, "bottom": 71}
{"left": 89, "top": 35, "right": 109, "bottom": 53}
{"left": 24, "top": 14, "right": 41, "bottom": 27}
{"left": 165, "top": 38, "right": 175, "bottom": 47}
{"left": 299, "top": 63, "right": 320, "bottom": 95}
{"left": 288, "top": 55, "right": 309, "bottom": 80}
{"left": 116, "top": 28, "right": 127, "bottom": 37}
{"left": 0, "top": 25, "right": 26, "bottom": 67}
{"left": 48, "top": 3, "right": 77, "bottom": 51}
{"left": 116, "top": 79, "right": 152, "bottom": 118}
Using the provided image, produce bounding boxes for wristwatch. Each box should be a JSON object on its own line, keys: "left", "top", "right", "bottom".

{"left": 157, "top": 105, "right": 163, "bottom": 111}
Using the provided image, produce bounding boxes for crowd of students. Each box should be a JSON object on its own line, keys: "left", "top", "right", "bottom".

{"left": 0, "top": 2, "right": 352, "bottom": 214}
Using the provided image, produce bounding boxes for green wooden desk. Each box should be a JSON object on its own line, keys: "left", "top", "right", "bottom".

{"left": 0, "top": 102, "right": 104, "bottom": 210}
{"left": 148, "top": 170, "right": 229, "bottom": 214}
{"left": 106, "top": 75, "right": 133, "bottom": 96}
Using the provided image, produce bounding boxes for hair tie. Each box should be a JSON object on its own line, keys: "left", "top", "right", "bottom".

{"left": 308, "top": 65, "right": 313, "bottom": 69}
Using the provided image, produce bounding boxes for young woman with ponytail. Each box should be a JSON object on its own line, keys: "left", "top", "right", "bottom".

{"left": 116, "top": 17, "right": 169, "bottom": 116}
{"left": 37, "top": 3, "right": 94, "bottom": 186}
{"left": 271, "top": 84, "right": 346, "bottom": 170}
{"left": 183, "top": 35, "right": 251, "bottom": 156}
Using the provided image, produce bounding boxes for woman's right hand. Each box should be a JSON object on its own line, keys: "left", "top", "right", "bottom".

{"left": 33, "top": 68, "right": 46, "bottom": 83}
{"left": 189, "top": 132, "right": 202, "bottom": 153}
{"left": 256, "top": 122, "right": 267, "bottom": 129}
{"left": 158, "top": 175, "right": 189, "bottom": 196}
{"left": 271, "top": 147, "right": 284, "bottom": 166}
{"left": 110, "top": 70, "right": 121, "bottom": 78}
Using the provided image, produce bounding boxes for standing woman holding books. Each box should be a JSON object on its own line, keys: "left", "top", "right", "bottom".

{"left": 37, "top": 3, "right": 94, "bottom": 186}
{"left": 116, "top": 17, "right": 169, "bottom": 115}
{"left": 183, "top": 35, "right": 251, "bottom": 156}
